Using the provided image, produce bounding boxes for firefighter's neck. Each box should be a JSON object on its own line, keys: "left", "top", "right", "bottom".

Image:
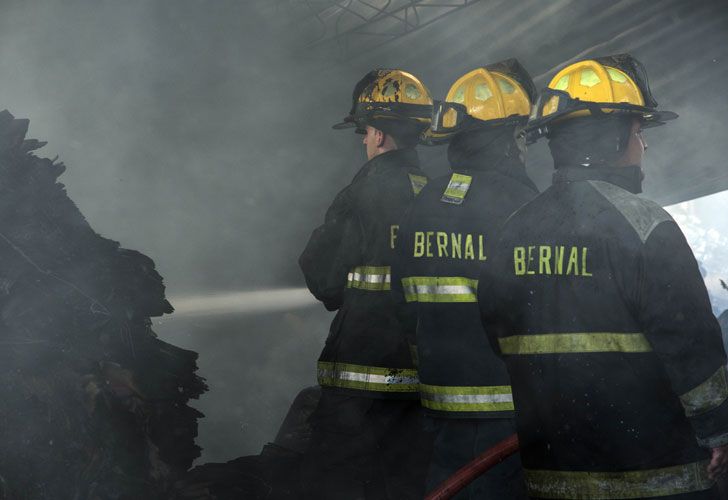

{"left": 364, "top": 125, "right": 398, "bottom": 161}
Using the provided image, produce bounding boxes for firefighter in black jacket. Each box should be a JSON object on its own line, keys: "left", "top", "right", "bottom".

{"left": 299, "top": 69, "right": 434, "bottom": 499}
{"left": 391, "top": 59, "right": 538, "bottom": 499}
{"left": 479, "top": 54, "right": 728, "bottom": 499}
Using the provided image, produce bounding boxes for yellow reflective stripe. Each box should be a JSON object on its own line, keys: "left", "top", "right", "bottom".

{"left": 317, "top": 361, "right": 419, "bottom": 392}
{"left": 347, "top": 266, "right": 391, "bottom": 291}
{"left": 524, "top": 460, "right": 713, "bottom": 499}
{"left": 441, "top": 173, "right": 472, "bottom": 205}
{"left": 498, "top": 333, "right": 652, "bottom": 355}
{"left": 420, "top": 383, "right": 514, "bottom": 412}
{"left": 408, "top": 173, "right": 427, "bottom": 196}
{"left": 401, "top": 276, "right": 478, "bottom": 303}
{"left": 680, "top": 365, "right": 728, "bottom": 417}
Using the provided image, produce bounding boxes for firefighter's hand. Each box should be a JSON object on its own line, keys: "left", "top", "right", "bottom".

{"left": 708, "top": 444, "right": 728, "bottom": 479}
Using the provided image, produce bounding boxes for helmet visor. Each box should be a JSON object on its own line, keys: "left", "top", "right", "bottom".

{"left": 430, "top": 100, "right": 469, "bottom": 136}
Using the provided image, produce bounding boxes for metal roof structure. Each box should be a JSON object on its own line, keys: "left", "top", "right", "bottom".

{"left": 285, "top": 0, "right": 481, "bottom": 58}
{"left": 278, "top": 0, "right": 728, "bottom": 205}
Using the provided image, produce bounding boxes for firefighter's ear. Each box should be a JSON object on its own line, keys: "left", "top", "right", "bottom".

{"left": 375, "top": 128, "right": 386, "bottom": 148}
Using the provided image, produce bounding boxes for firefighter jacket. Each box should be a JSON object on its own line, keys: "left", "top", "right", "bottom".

{"left": 391, "top": 153, "right": 538, "bottom": 418}
{"left": 478, "top": 166, "right": 728, "bottom": 499}
{"left": 300, "top": 148, "right": 428, "bottom": 399}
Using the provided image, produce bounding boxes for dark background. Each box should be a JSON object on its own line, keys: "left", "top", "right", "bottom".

{"left": 1, "top": 0, "right": 727, "bottom": 462}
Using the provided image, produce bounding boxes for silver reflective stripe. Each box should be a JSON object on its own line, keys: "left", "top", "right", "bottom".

{"left": 405, "top": 284, "right": 476, "bottom": 295}
{"left": 347, "top": 266, "right": 391, "bottom": 291}
{"left": 419, "top": 383, "right": 515, "bottom": 412}
{"left": 425, "top": 393, "right": 513, "bottom": 404}
{"left": 317, "top": 361, "right": 419, "bottom": 393}
{"left": 401, "top": 276, "right": 478, "bottom": 303}
{"left": 326, "top": 370, "right": 418, "bottom": 385}
{"left": 680, "top": 365, "right": 728, "bottom": 417}
{"left": 349, "top": 271, "right": 391, "bottom": 284}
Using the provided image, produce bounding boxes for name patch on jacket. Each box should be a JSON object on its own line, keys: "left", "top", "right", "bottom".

{"left": 413, "top": 231, "right": 486, "bottom": 261}
{"left": 513, "top": 245, "right": 592, "bottom": 277}
{"left": 441, "top": 174, "right": 472, "bottom": 205}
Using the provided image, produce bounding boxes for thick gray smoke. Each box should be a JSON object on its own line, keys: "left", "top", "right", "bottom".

{"left": 1, "top": 0, "right": 726, "bottom": 462}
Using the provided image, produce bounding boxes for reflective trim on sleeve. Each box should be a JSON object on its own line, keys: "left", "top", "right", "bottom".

{"left": 347, "top": 266, "right": 391, "bottom": 291}
{"left": 498, "top": 332, "right": 652, "bottom": 355}
{"left": 441, "top": 173, "right": 472, "bottom": 205}
{"left": 420, "top": 383, "right": 514, "bottom": 412}
{"left": 524, "top": 460, "right": 713, "bottom": 499}
{"left": 680, "top": 365, "right": 728, "bottom": 417}
{"left": 408, "top": 173, "right": 428, "bottom": 196}
{"left": 401, "top": 276, "right": 478, "bottom": 303}
{"left": 317, "top": 361, "right": 419, "bottom": 393}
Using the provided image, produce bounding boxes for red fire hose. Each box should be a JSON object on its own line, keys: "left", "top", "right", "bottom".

{"left": 425, "top": 433, "right": 520, "bottom": 500}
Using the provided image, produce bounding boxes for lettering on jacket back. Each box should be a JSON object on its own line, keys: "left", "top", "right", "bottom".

{"left": 412, "top": 231, "right": 486, "bottom": 261}
{"left": 513, "top": 245, "right": 592, "bottom": 277}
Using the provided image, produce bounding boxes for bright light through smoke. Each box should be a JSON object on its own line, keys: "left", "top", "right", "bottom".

{"left": 169, "top": 288, "right": 318, "bottom": 317}
{"left": 667, "top": 190, "right": 728, "bottom": 315}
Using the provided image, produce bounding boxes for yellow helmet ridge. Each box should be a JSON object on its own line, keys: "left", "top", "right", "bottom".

{"left": 427, "top": 58, "right": 535, "bottom": 144}
{"left": 444, "top": 68, "right": 531, "bottom": 125}
{"left": 333, "top": 69, "right": 433, "bottom": 133}
{"left": 527, "top": 54, "right": 677, "bottom": 142}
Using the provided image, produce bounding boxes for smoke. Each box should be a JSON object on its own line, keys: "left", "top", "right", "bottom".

{"left": 0, "top": 0, "right": 355, "bottom": 462}
{"left": 170, "top": 288, "right": 317, "bottom": 317}
{"left": 1, "top": 0, "right": 727, "bottom": 463}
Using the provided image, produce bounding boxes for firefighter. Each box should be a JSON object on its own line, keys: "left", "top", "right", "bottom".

{"left": 391, "top": 59, "right": 538, "bottom": 499}
{"left": 478, "top": 53, "right": 728, "bottom": 499}
{"left": 298, "top": 69, "right": 434, "bottom": 499}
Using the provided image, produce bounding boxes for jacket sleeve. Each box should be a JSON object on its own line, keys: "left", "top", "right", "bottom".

{"left": 637, "top": 220, "right": 728, "bottom": 448}
{"left": 299, "top": 187, "right": 362, "bottom": 311}
{"left": 390, "top": 207, "right": 418, "bottom": 353}
{"left": 477, "top": 238, "right": 515, "bottom": 359}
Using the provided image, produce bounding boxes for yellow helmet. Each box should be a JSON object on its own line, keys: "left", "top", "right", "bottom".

{"left": 333, "top": 69, "right": 433, "bottom": 135}
{"left": 428, "top": 59, "right": 536, "bottom": 143}
{"left": 527, "top": 54, "right": 677, "bottom": 141}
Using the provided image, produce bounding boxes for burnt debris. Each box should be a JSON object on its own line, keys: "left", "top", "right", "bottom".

{"left": 0, "top": 110, "right": 207, "bottom": 500}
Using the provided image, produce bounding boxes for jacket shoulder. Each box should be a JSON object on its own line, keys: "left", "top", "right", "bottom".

{"left": 353, "top": 165, "right": 420, "bottom": 201}
{"left": 587, "top": 180, "right": 673, "bottom": 243}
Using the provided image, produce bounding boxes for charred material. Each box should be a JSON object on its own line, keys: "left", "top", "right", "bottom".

{"left": 0, "top": 110, "right": 207, "bottom": 500}
{"left": 173, "top": 386, "right": 321, "bottom": 500}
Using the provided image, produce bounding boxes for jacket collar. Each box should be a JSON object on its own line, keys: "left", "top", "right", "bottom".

{"left": 353, "top": 148, "right": 419, "bottom": 183}
{"left": 451, "top": 152, "right": 538, "bottom": 193}
{"left": 553, "top": 165, "right": 643, "bottom": 194}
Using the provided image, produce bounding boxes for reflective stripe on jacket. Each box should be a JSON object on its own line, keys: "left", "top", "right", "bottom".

{"left": 479, "top": 170, "right": 728, "bottom": 498}
{"left": 300, "top": 149, "right": 427, "bottom": 398}
{"left": 392, "top": 165, "right": 538, "bottom": 416}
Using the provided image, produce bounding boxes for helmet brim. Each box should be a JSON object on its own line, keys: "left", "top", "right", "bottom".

{"left": 526, "top": 88, "right": 678, "bottom": 143}
{"left": 332, "top": 120, "right": 356, "bottom": 130}
{"left": 640, "top": 109, "right": 678, "bottom": 127}
{"left": 332, "top": 116, "right": 366, "bottom": 134}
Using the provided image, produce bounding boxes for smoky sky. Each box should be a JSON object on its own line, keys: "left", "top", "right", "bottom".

{"left": 1, "top": 0, "right": 727, "bottom": 462}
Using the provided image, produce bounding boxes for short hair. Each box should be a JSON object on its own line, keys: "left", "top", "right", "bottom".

{"left": 368, "top": 117, "right": 424, "bottom": 149}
